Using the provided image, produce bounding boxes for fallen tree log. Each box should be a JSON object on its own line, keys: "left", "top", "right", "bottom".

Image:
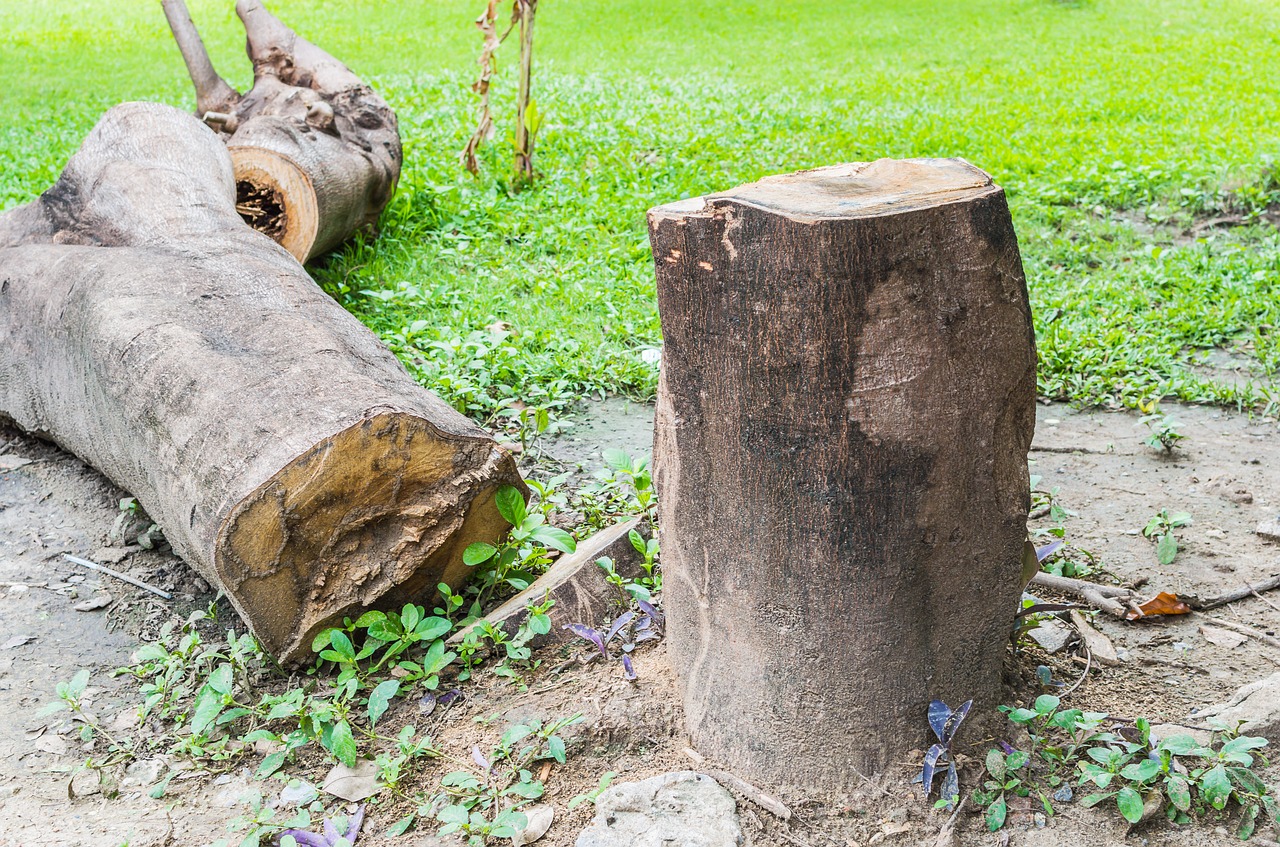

{"left": 161, "top": 0, "right": 401, "bottom": 263}
{"left": 649, "top": 159, "right": 1037, "bottom": 790}
{"left": 0, "top": 102, "right": 523, "bottom": 664}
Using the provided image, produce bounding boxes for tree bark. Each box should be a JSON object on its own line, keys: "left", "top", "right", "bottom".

{"left": 0, "top": 102, "right": 523, "bottom": 664}
{"left": 647, "top": 159, "right": 1037, "bottom": 791}
{"left": 161, "top": 0, "right": 401, "bottom": 263}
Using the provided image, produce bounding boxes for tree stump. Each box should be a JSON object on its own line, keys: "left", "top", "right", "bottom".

{"left": 0, "top": 102, "right": 523, "bottom": 665}
{"left": 647, "top": 159, "right": 1036, "bottom": 790}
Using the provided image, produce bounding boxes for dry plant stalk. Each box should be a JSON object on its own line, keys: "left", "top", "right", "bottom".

{"left": 462, "top": 0, "right": 540, "bottom": 184}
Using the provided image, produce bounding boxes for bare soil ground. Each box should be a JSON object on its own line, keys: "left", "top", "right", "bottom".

{"left": 1, "top": 398, "right": 1279, "bottom": 847}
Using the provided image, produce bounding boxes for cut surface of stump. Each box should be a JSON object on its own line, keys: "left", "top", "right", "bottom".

{"left": 648, "top": 158, "right": 1036, "bottom": 791}
{"left": 0, "top": 102, "right": 522, "bottom": 663}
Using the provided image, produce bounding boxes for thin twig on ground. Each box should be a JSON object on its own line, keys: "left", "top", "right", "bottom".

{"left": 1030, "top": 572, "right": 1131, "bottom": 616}
{"left": 63, "top": 553, "right": 173, "bottom": 600}
{"left": 1189, "top": 574, "right": 1280, "bottom": 610}
{"left": 1249, "top": 583, "right": 1280, "bottom": 615}
{"left": 1029, "top": 444, "right": 1112, "bottom": 455}
{"left": 701, "top": 768, "right": 791, "bottom": 820}
{"left": 1062, "top": 641, "right": 1093, "bottom": 696}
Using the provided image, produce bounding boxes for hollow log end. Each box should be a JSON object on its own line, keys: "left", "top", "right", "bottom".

{"left": 230, "top": 146, "right": 318, "bottom": 262}
{"left": 215, "top": 411, "right": 524, "bottom": 663}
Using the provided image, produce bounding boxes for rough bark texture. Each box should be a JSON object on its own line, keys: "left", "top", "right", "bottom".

{"left": 162, "top": 0, "right": 401, "bottom": 263}
{"left": 0, "top": 102, "right": 523, "bottom": 664}
{"left": 647, "top": 158, "right": 1037, "bottom": 791}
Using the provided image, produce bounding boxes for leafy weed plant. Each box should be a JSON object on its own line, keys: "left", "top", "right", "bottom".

{"left": 1142, "top": 509, "right": 1193, "bottom": 565}
{"left": 974, "top": 695, "right": 1276, "bottom": 839}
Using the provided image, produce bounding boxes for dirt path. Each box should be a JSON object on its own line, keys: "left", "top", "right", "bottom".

{"left": 1, "top": 399, "right": 1278, "bottom": 846}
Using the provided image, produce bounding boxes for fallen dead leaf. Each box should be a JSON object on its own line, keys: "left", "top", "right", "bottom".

{"left": 32, "top": 734, "right": 68, "bottom": 755}
{"left": 0, "top": 455, "right": 33, "bottom": 471}
{"left": 1126, "top": 591, "right": 1192, "bottom": 620}
{"left": 1199, "top": 624, "right": 1248, "bottom": 649}
{"left": 321, "top": 759, "right": 380, "bottom": 802}
{"left": 513, "top": 804, "right": 554, "bottom": 846}
{"left": 0, "top": 635, "right": 35, "bottom": 651}
{"left": 111, "top": 708, "right": 140, "bottom": 731}
{"left": 881, "top": 821, "right": 911, "bottom": 836}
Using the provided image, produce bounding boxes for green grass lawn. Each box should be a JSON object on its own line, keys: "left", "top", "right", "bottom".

{"left": 4, "top": 0, "right": 1280, "bottom": 422}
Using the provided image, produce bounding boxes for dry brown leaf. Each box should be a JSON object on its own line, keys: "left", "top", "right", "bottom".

{"left": 1126, "top": 591, "right": 1192, "bottom": 620}
{"left": 321, "top": 759, "right": 380, "bottom": 801}
{"left": 1199, "top": 624, "right": 1248, "bottom": 649}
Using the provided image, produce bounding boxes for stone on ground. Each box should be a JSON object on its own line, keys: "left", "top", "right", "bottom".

{"left": 575, "top": 771, "right": 742, "bottom": 847}
{"left": 1192, "top": 671, "right": 1280, "bottom": 742}
{"left": 1256, "top": 516, "right": 1280, "bottom": 543}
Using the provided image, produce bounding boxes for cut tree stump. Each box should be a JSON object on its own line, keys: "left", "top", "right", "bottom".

{"left": 162, "top": 0, "right": 401, "bottom": 263}
{"left": 648, "top": 159, "right": 1037, "bottom": 790}
{"left": 0, "top": 102, "right": 523, "bottom": 664}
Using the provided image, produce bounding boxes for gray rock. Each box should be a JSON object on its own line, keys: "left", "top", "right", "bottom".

{"left": 1193, "top": 671, "right": 1280, "bottom": 742}
{"left": 1027, "top": 618, "right": 1074, "bottom": 653}
{"left": 1256, "top": 517, "right": 1280, "bottom": 543}
{"left": 120, "top": 757, "right": 164, "bottom": 789}
{"left": 576, "top": 771, "right": 742, "bottom": 847}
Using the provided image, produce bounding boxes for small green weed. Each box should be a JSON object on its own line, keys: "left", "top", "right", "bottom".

{"left": 1139, "top": 401, "right": 1186, "bottom": 455}
{"left": 1142, "top": 509, "right": 1193, "bottom": 565}
{"left": 463, "top": 484, "right": 577, "bottom": 611}
{"left": 573, "top": 450, "right": 657, "bottom": 533}
{"left": 428, "top": 716, "right": 580, "bottom": 845}
{"left": 43, "top": 459, "right": 661, "bottom": 842}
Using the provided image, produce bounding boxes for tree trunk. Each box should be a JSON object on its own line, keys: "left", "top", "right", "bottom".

{"left": 0, "top": 102, "right": 523, "bottom": 665}
{"left": 161, "top": 0, "right": 401, "bottom": 263}
{"left": 647, "top": 158, "right": 1036, "bottom": 791}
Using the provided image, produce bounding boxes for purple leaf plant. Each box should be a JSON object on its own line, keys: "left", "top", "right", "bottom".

{"left": 921, "top": 699, "right": 972, "bottom": 811}
{"left": 564, "top": 601, "right": 664, "bottom": 680}
{"left": 279, "top": 804, "right": 364, "bottom": 847}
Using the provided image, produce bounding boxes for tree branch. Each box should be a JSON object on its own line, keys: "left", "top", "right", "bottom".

{"left": 161, "top": 0, "right": 240, "bottom": 116}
